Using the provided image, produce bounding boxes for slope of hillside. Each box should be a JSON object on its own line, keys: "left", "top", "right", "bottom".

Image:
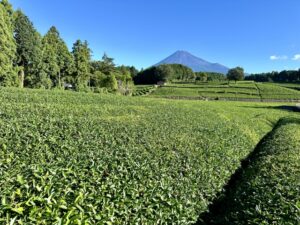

{"left": 155, "top": 50, "right": 229, "bottom": 74}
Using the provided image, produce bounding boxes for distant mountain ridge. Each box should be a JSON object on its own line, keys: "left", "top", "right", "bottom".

{"left": 155, "top": 50, "right": 229, "bottom": 74}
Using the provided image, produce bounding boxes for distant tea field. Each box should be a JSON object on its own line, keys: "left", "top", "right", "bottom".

{"left": 0, "top": 88, "right": 299, "bottom": 224}
{"left": 147, "top": 81, "right": 300, "bottom": 101}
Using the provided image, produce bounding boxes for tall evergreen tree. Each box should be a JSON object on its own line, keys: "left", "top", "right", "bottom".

{"left": 40, "top": 26, "right": 74, "bottom": 88}
{"left": 27, "top": 31, "right": 43, "bottom": 87}
{"left": 100, "top": 53, "right": 116, "bottom": 75}
{"left": 0, "top": 0, "right": 17, "bottom": 86}
{"left": 57, "top": 40, "right": 74, "bottom": 87}
{"left": 14, "top": 10, "right": 42, "bottom": 87}
{"left": 72, "top": 40, "right": 91, "bottom": 90}
{"left": 38, "top": 40, "right": 58, "bottom": 88}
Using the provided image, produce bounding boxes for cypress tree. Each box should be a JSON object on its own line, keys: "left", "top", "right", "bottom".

{"left": 14, "top": 10, "right": 42, "bottom": 87}
{"left": 40, "top": 26, "right": 74, "bottom": 88}
{"left": 72, "top": 40, "right": 91, "bottom": 90}
{"left": 56, "top": 40, "right": 74, "bottom": 88}
{"left": 0, "top": 0, "right": 17, "bottom": 86}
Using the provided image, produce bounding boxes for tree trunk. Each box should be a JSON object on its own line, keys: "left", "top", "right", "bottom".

{"left": 19, "top": 68, "right": 24, "bottom": 88}
{"left": 58, "top": 71, "right": 61, "bottom": 88}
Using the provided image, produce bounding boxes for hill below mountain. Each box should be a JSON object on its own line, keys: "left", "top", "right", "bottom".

{"left": 155, "top": 50, "right": 229, "bottom": 74}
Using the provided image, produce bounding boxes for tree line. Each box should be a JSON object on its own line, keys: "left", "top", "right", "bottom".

{"left": 195, "top": 72, "right": 226, "bottom": 82}
{"left": 0, "top": 0, "right": 138, "bottom": 93}
{"left": 133, "top": 64, "right": 195, "bottom": 84}
{"left": 134, "top": 65, "right": 245, "bottom": 84}
{"left": 245, "top": 70, "right": 300, "bottom": 83}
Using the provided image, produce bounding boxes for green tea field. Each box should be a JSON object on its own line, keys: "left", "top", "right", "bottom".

{"left": 200, "top": 118, "right": 300, "bottom": 224}
{"left": 148, "top": 81, "right": 300, "bottom": 101}
{"left": 1, "top": 0, "right": 300, "bottom": 223}
{"left": 0, "top": 88, "right": 299, "bottom": 224}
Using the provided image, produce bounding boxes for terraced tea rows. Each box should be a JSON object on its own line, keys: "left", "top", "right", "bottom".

{"left": 256, "top": 83, "right": 300, "bottom": 100}
{"left": 149, "top": 82, "right": 300, "bottom": 101}
{"left": 132, "top": 85, "right": 156, "bottom": 96}
{"left": 0, "top": 88, "right": 299, "bottom": 224}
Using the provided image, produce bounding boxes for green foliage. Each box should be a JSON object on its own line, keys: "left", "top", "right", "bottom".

{"left": 128, "top": 66, "right": 139, "bottom": 78}
{"left": 134, "top": 64, "right": 195, "bottom": 84}
{"left": 195, "top": 72, "right": 226, "bottom": 82}
{"left": 100, "top": 53, "right": 116, "bottom": 75}
{"left": 39, "top": 42, "right": 57, "bottom": 88}
{"left": 168, "top": 64, "right": 195, "bottom": 80}
{"left": 39, "top": 26, "right": 74, "bottom": 88}
{"left": 195, "top": 72, "right": 208, "bottom": 82}
{"left": 227, "top": 67, "right": 245, "bottom": 82}
{"left": 34, "top": 71, "right": 53, "bottom": 89}
{"left": 13, "top": 10, "right": 42, "bottom": 88}
{"left": 155, "top": 64, "right": 172, "bottom": 82}
{"left": 90, "top": 70, "right": 106, "bottom": 87}
{"left": 56, "top": 39, "right": 74, "bottom": 87}
{"left": 202, "top": 118, "right": 300, "bottom": 224}
{"left": 0, "top": 88, "right": 298, "bottom": 224}
{"left": 0, "top": 0, "right": 17, "bottom": 86}
{"left": 93, "top": 87, "right": 108, "bottom": 94}
{"left": 101, "top": 74, "right": 118, "bottom": 91}
{"left": 90, "top": 56, "right": 134, "bottom": 94}
{"left": 246, "top": 69, "right": 300, "bottom": 83}
{"left": 72, "top": 40, "right": 91, "bottom": 90}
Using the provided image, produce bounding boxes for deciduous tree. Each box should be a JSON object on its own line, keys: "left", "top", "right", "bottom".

{"left": 227, "top": 67, "right": 244, "bottom": 83}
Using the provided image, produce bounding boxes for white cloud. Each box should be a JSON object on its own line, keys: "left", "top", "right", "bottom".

{"left": 270, "top": 55, "right": 279, "bottom": 60}
{"left": 270, "top": 55, "right": 288, "bottom": 60}
{"left": 292, "top": 54, "right": 300, "bottom": 61}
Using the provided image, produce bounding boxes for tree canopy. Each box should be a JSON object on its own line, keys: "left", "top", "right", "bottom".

{"left": 134, "top": 64, "right": 195, "bottom": 84}
{"left": 195, "top": 72, "right": 226, "bottom": 82}
{"left": 227, "top": 67, "right": 245, "bottom": 82}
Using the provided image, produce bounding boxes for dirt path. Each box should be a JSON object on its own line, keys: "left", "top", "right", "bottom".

{"left": 254, "top": 83, "right": 263, "bottom": 101}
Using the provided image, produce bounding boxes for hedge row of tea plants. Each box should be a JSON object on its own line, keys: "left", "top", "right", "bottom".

{"left": 201, "top": 118, "right": 300, "bottom": 224}
{"left": 256, "top": 83, "right": 300, "bottom": 100}
{"left": 132, "top": 86, "right": 155, "bottom": 96}
{"left": 0, "top": 88, "right": 298, "bottom": 224}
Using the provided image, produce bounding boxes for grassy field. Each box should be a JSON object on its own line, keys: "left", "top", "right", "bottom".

{"left": 0, "top": 88, "right": 299, "bottom": 224}
{"left": 149, "top": 81, "right": 300, "bottom": 101}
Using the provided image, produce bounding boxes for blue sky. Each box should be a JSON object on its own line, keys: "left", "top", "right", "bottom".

{"left": 10, "top": 0, "right": 300, "bottom": 73}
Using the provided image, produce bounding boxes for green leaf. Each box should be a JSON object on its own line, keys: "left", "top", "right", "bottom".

{"left": 11, "top": 207, "right": 24, "bottom": 215}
